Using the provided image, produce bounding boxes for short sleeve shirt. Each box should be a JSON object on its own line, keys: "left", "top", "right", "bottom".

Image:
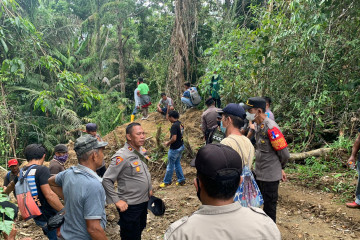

{"left": 138, "top": 83, "right": 149, "bottom": 95}
{"left": 56, "top": 165, "right": 106, "bottom": 240}
{"left": 159, "top": 97, "right": 173, "bottom": 108}
{"left": 170, "top": 121, "right": 184, "bottom": 149}
{"left": 21, "top": 165, "right": 57, "bottom": 221}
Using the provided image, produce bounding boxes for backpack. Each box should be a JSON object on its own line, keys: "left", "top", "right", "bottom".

{"left": 189, "top": 87, "right": 201, "bottom": 105}
{"left": 15, "top": 165, "right": 42, "bottom": 221}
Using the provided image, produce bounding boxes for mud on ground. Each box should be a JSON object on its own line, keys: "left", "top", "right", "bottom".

{"left": 2, "top": 110, "right": 360, "bottom": 239}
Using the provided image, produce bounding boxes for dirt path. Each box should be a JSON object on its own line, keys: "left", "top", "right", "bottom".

{"left": 7, "top": 166, "right": 360, "bottom": 240}
{"left": 5, "top": 110, "right": 360, "bottom": 239}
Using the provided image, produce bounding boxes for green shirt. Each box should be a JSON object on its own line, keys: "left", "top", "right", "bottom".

{"left": 138, "top": 83, "right": 149, "bottom": 95}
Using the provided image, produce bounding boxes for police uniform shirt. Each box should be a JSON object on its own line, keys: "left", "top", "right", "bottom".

{"left": 254, "top": 117, "right": 290, "bottom": 182}
{"left": 164, "top": 202, "right": 281, "bottom": 240}
{"left": 201, "top": 105, "right": 220, "bottom": 134}
{"left": 102, "top": 142, "right": 152, "bottom": 205}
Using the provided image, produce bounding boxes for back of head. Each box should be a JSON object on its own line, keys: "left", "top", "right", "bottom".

{"left": 74, "top": 135, "right": 108, "bottom": 162}
{"left": 86, "top": 123, "right": 97, "bottom": 132}
{"left": 184, "top": 82, "right": 190, "bottom": 88}
{"left": 24, "top": 144, "right": 46, "bottom": 161}
{"left": 138, "top": 77, "right": 144, "bottom": 83}
{"left": 205, "top": 97, "right": 214, "bottom": 107}
{"left": 263, "top": 96, "right": 272, "bottom": 106}
{"left": 192, "top": 144, "right": 242, "bottom": 200}
{"left": 160, "top": 93, "right": 166, "bottom": 97}
{"left": 168, "top": 110, "right": 179, "bottom": 119}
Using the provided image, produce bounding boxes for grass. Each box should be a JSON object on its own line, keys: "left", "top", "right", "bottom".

{"left": 286, "top": 155, "right": 358, "bottom": 202}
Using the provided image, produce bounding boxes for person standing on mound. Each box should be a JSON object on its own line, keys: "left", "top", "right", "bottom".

{"left": 160, "top": 111, "right": 186, "bottom": 188}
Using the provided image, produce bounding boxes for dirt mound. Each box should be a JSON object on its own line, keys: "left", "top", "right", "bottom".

{"left": 101, "top": 109, "right": 204, "bottom": 163}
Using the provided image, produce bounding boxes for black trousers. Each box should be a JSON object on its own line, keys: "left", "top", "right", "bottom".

{"left": 256, "top": 180, "right": 279, "bottom": 223}
{"left": 117, "top": 202, "right": 148, "bottom": 240}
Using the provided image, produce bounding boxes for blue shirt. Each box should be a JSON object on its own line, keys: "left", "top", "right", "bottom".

{"left": 55, "top": 165, "right": 107, "bottom": 240}
{"left": 182, "top": 87, "right": 197, "bottom": 98}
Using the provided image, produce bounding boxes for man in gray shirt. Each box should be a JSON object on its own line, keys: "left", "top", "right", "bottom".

{"left": 103, "top": 122, "right": 152, "bottom": 240}
{"left": 157, "top": 93, "right": 174, "bottom": 119}
{"left": 49, "top": 135, "right": 108, "bottom": 240}
{"left": 165, "top": 144, "right": 281, "bottom": 240}
{"left": 201, "top": 97, "right": 220, "bottom": 143}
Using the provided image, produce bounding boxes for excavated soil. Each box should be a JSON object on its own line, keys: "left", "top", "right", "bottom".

{"left": 2, "top": 110, "right": 360, "bottom": 239}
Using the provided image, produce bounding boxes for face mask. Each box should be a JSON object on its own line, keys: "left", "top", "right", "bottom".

{"left": 54, "top": 154, "right": 68, "bottom": 163}
{"left": 196, "top": 178, "right": 201, "bottom": 201}
{"left": 246, "top": 112, "right": 256, "bottom": 121}
{"left": 220, "top": 121, "right": 226, "bottom": 133}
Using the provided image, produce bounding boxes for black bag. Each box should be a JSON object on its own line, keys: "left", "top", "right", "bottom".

{"left": 147, "top": 196, "right": 165, "bottom": 216}
{"left": 47, "top": 209, "right": 65, "bottom": 231}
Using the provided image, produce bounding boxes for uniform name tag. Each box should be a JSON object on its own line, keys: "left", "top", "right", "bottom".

{"left": 267, "top": 127, "right": 288, "bottom": 151}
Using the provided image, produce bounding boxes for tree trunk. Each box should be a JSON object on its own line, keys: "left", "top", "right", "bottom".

{"left": 117, "top": 20, "right": 126, "bottom": 94}
{"left": 167, "top": 0, "right": 198, "bottom": 108}
{"left": 0, "top": 82, "right": 16, "bottom": 159}
{"left": 289, "top": 148, "right": 332, "bottom": 162}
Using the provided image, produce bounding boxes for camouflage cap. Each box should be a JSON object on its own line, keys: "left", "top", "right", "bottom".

{"left": 74, "top": 134, "right": 108, "bottom": 156}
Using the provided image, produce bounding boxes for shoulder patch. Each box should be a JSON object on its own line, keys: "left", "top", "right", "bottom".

{"left": 116, "top": 156, "right": 124, "bottom": 165}
{"left": 267, "top": 127, "right": 288, "bottom": 151}
{"left": 164, "top": 216, "right": 189, "bottom": 240}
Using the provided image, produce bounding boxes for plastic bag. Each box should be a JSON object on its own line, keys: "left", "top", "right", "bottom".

{"left": 234, "top": 166, "right": 264, "bottom": 208}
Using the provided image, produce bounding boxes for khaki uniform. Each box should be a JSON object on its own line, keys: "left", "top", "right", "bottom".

{"left": 102, "top": 142, "right": 152, "bottom": 205}
{"left": 164, "top": 202, "right": 281, "bottom": 240}
{"left": 254, "top": 118, "right": 290, "bottom": 182}
{"left": 201, "top": 105, "right": 220, "bottom": 134}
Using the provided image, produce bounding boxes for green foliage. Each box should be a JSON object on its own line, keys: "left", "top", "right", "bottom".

{"left": 0, "top": 188, "right": 14, "bottom": 235}
{"left": 287, "top": 156, "right": 357, "bottom": 201}
{"left": 328, "top": 135, "right": 354, "bottom": 152}
{"left": 201, "top": 0, "right": 360, "bottom": 149}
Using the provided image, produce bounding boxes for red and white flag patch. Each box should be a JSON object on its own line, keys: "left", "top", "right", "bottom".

{"left": 267, "top": 127, "right": 288, "bottom": 151}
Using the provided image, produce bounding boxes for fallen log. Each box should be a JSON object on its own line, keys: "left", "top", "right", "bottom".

{"left": 289, "top": 148, "right": 332, "bottom": 162}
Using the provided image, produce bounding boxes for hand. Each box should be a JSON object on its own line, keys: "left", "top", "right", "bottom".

{"left": 347, "top": 156, "right": 356, "bottom": 169}
{"left": 281, "top": 170, "right": 287, "bottom": 182}
{"left": 249, "top": 120, "right": 255, "bottom": 130}
{"left": 149, "top": 190, "right": 153, "bottom": 197}
{"left": 115, "top": 200, "right": 128, "bottom": 212}
{"left": 163, "top": 141, "right": 169, "bottom": 147}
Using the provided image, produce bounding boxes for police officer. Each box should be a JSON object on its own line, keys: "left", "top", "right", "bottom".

{"left": 244, "top": 97, "right": 290, "bottom": 223}
{"left": 102, "top": 122, "right": 152, "bottom": 240}
{"left": 164, "top": 144, "right": 281, "bottom": 240}
{"left": 201, "top": 97, "right": 220, "bottom": 144}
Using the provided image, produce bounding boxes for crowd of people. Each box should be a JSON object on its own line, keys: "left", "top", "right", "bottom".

{"left": 2, "top": 75, "right": 360, "bottom": 240}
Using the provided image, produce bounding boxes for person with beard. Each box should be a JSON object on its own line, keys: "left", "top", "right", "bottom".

{"left": 164, "top": 144, "right": 280, "bottom": 240}
{"left": 49, "top": 144, "right": 68, "bottom": 176}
